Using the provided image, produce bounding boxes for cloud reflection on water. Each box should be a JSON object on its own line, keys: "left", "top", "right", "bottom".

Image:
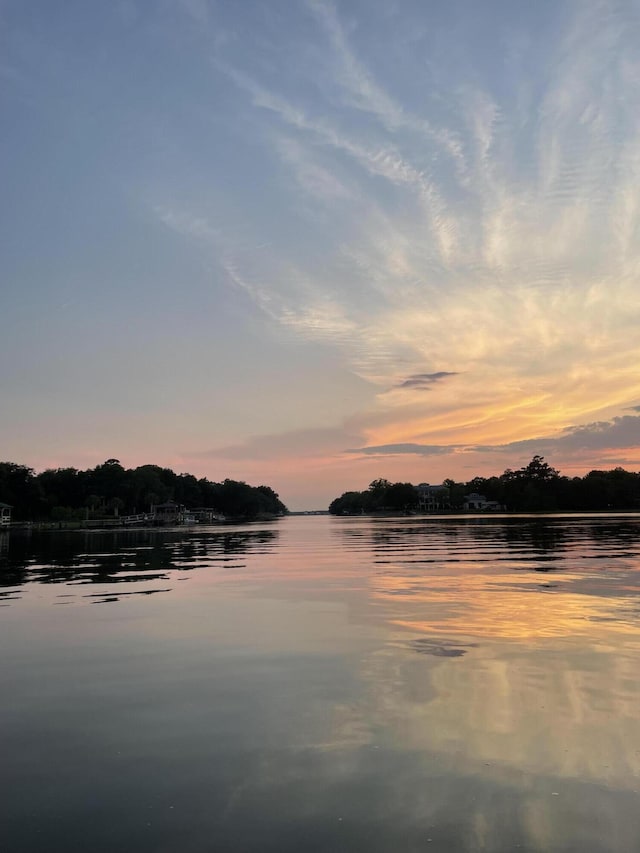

{"left": 2, "top": 516, "right": 640, "bottom": 851}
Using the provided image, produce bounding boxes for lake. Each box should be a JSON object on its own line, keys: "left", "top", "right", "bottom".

{"left": 2, "top": 514, "right": 640, "bottom": 852}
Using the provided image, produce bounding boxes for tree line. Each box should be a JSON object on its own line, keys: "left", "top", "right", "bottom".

{"left": 0, "top": 459, "right": 287, "bottom": 521}
{"left": 329, "top": 456, "right": 640, "bottom": 514}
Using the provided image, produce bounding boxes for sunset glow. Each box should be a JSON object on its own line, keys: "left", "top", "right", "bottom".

{"left": 2, "top": 0, "right": 640, "bottom": 508}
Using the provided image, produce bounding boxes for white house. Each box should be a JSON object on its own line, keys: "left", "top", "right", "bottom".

{"left": 463, "top": 492, "right": 504, "bottom": 512}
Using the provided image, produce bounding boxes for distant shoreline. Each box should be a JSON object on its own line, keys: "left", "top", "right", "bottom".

{"left": 4, "top": 508, "right": 640, "bottom": 534}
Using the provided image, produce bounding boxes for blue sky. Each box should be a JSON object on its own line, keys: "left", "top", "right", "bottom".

{"left": 2, "top": 0, "right": 640, "bottom": 508}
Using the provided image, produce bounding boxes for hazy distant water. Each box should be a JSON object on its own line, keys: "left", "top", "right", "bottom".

{"left": 2, "top": 515, "right": 640, "bottom": 853}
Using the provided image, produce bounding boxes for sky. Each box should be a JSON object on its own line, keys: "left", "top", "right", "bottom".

{"left": 2, "top": 0, "right": 640, "bottom": 510}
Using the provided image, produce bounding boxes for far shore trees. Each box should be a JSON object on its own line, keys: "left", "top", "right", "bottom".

{"left": 328, "top": 456, "right": 640, "bottom": 515}
{"left": 0, "top": 460, "right": 287, "bottom": 522}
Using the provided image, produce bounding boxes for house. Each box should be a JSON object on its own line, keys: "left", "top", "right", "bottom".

{"left": 0, "top": 502, "right": 11, "bottom": 526}
{"left": 151, "top": 501, "right": 185, "bottom": 525}
{"left": 417, "top": 483, "right": 450, "bottom": 513}
{"left": 463, "top": 492, "right": 504, "bottom": 512}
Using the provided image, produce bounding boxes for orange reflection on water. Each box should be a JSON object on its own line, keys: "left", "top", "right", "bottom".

{"left": 371, "top": 565, "right": 640, "bottom": 643}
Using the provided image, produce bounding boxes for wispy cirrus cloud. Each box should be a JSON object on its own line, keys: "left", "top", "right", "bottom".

{"left": 156, "top": 0, "right": 640, "bottom": 472}
{"left": 306, "top": 0, "right": 465, "bottom": 169}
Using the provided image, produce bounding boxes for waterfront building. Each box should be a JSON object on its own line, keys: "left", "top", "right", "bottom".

{"left": 0, "top": 502, "right": 12, "bottom": 526}
{"left": 151, "top": 501, "right": 185, "bottom": 525}
{"left": 463, "top": 492, "right": 504, "bottom": 511}
{"left": 417, "top": 483, "right": 450, "bottom": 512}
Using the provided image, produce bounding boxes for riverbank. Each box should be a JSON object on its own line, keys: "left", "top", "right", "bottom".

{"left": 5, "top": 513, "right": 286, "bottom": 532}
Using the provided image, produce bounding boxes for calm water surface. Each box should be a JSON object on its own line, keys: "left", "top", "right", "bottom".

{"left": 2, "top": 514, "right": 640, "bottom": 852}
